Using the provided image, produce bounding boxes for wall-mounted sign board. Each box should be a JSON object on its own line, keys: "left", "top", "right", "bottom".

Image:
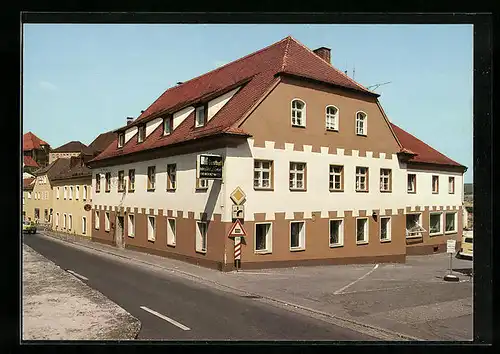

{"left": 197, "top": 154, "right": 223, "bottom": 179}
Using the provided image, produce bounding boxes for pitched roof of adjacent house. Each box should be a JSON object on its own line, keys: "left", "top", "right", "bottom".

{"left": 87, "top": 131, "right": 116, "bottom": 155}
{"left": 51, "top": 141, "right": 91, "bottom": 154}
{"left": 390, "top": 123, "right": 465, "bottom": 168}
{"left": 23, "top": 132, "right": 49, "bottom": 151}
{"left": 23, "top": 177, "right": 35, "bottom": 190}
{"left": 90, "top": 36, "right": 377, "bottom": 164}
{"left": 34, "top": 158, "right": 71, "bottom": 179}
{"left": 51, "top": 155, "right": 94, "bottom": 181}
{"left": 23, "top": 156, "right": 39, "bottom": 168}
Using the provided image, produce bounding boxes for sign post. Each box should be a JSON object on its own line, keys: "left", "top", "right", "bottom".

{"left": 234, "top": 236, "right": 242, "bottom": 270}
{"left": 444, "top": 239, "right": 459, "bottom": 282}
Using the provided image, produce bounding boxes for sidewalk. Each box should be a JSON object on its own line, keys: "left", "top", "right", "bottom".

{"left": 22, "top": 243, "right": 141, "bottom": 340}
{"left": 39, "top": 231, "right": 472, "bottom": 341}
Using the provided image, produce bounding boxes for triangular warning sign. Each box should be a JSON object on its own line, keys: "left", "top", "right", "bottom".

{"left": 228, "top": 219, "right": 247, "bottom": 238}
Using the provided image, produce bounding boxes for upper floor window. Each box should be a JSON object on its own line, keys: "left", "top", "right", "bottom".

{"left": 83, "top": 185, "right": 88, "bottom": 200}
{"left": 408, "top": 173, "right": 417, "bottom": 193}
{"left": 254, "top": 160, "right": 273, "bottom": 190}
{"left": 291, "top": 99, "right": 306, "bottom": 127}
{"left": 329, "top": 165, "right": 343, "bottom": 191}
{"left": 166, "top": 164, "right": 177, "bottom": 191}
{"left": 448, "top": 177, "right": 455, "bottom": 194}
{"left": 76, "top": 185, "right": 80, "bottom": 200}
{"left": 56, "top": 187, "right": 60, "bottom": 199}
{"left": 195, "top": 105, "right": 206, "bottom": 127}
{"left": 95, "top": 174, "right": 101, "bottom": 193}
{"left": 355, "top": 111, "right": 367, "bottom": 136}
{"left": 355, "top": 167, "right": 369, "bottom": 192}
{"left": 118, "top": 170, "right": 125, "bottom": 192}
{"left": 432, "top": 175, "right": 439, "bottom": 193}
{"left": 128, "top": 169, "right": 135, "bottom": 192}
{"left": 105, "top": 172, "right": 111, "bottom": 192}
{"left": 380, "top": 168, "right": 392, "bottom": 192}
{"left": 147, "top": 166, "right": 156, "bottom": 191}
{"left": 63, "top": 186, "right": 68, "bottom": 199}
{"left": 118, "top": 133, "right": 125, "bottom": 148}
{"left": 137, "top": 125, "right": 146, "bottom": 143}
{"left": 325, "top": 105, "right": 339, "bottom": 131}
{"left": 163, "top": 116, "right": 173, "bottom": 135}
{"left": 289, "top": 162, "right": 306, "bottom": 190}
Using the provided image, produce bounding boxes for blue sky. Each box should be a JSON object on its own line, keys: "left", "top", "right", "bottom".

{"left": 22, "top": 24, "right": 473, "bottom": 182}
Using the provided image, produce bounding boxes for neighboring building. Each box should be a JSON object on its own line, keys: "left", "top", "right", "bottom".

{"left": 88, "top": 36, "right": 467, "bottom": 271}
{"left": 23, "top": 177, "right": 35, "bottom": 220}
{"left": 49, "top": 141, "right": 92, "bottom": 164}
{"left": 463, "top": 183, "right": 473, "bottom": 229}
{"left": 23, "top": 132, "right": 51, "bottom": 167}
{"left": 23, "top": 155, "right": 40, "bottom": 175}
{"left": 87, "top": 131, "right": 116, "bottom": 156}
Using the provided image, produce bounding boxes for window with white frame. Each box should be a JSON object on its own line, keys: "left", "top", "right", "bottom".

{"left": 448, "top": 177, "right": 455, "bottom": 194}
{"left": 118, "top": 133, "right": 125, "bottom": 148}
{"left": 147, "top": 166, "right": 156, "bottom": 190}
{"left": 137, "top": 125, "right": 146, "bottom": 143}
{"left": 83, "top": 185, "right": 87, "bottom": 200}
{"left": 195, "top": 106, "right": 206, "bottom": 127}
{"left": 290, "top": 221, "right": 305, "bottom": 250}
{"left": 329, "top": 165, "right": 343, "bottom": 191}
{"left": 148, "top": 216, "right": 156, "bottom": 241}
{"left": 325, "top": 105, "right": 339, "bottom": 131}
{"left": 127, "top": 214, "right": 135, "bottom": 237}
{"left": 28, "top": 191, "right": 32, "bottom": 199}
{"left": 356, "top": 218, "right": 369, "bottom": 243}
{"left": 95, "top": 211, "right": 100, "bottom": 229}
{"left": 289, "top": 162, "right": 306, "bottom": 190}
{"left": 380, "top": 217, "right": 391, "bottom": 241}
{"left": 163, "top": 116, "right": 173, "bottom": 135}
{"left": 128, "top": 169, "right": 135, "bottom": 191}
{"left": 105, "top": 172, "right": 111, "bottom": 192}
{"left": 196, "top": 177, "right": 208, "bottom": 190}
{"left": 68, "top": 214, "right": 72, "bottom": 231}
{"left": 196, "top": 221, "right": 207, "bottom": 252}
{"left": 82, "top": 216, "right": 87, "bottom": 235}
{"left": 118, "top": 170, "right": 125, "bottom": 192}
{"left": 64, "top": 186, "right": 67, "bottom": 199}
{"left": 255, "top": 222, "right": 272, "bottom": 253}
{"left": 407, "top": 174, "right": 416, "bottom": 193}
{"left": 355, "top": 112, "right": 367, "bottom": 135}
{"left": 291, "top": 99, "right": 306, "bottom": 127}
{"left": 95, "top": 174, "right": 101, "bottom": 193}
{"left": 432, "top": 175, "right": 439, "bottom": 193}
{"left": 63, "top": 213, "right": 67, "bottom": 229}
{"left": 76, "top": 185, "right": 80, "bottom": 200}
{"left": 254, "top": 160, "right": 273, "bottom": 189}
{"left": 55, "top": 212, "right": 59, "bottom": 227}
{"left": 355, "top": 167, "right": 368, "bottom": 192}
{"left": 167, "top": 218, "right": 176, "bottom": 246}
{"left": 105, "top": 212, "right": 110, "bottom": 231}
{"left": 429, "top": 212, "right": 443, "bottom": 235}
{"left": 167, "top": 164, "right": 176, "bottom": 190}
{"left": 406, "top": 213, "right": 425, "bottom": 238}
{"left": 329, "top": 219, "right": 343, "bottom": 247}
{"left": 56, "top": 187, "right": 60, "bottom": 199}
{"left": 445, "top": 212, "right": 457, "bottom": 233}
{"left": 380, "top": 168, "right": 392, "bottom": 192}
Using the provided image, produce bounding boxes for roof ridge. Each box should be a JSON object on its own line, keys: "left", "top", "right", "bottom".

{"left": 280, "top": 36, "right": 292, "bottom": 72}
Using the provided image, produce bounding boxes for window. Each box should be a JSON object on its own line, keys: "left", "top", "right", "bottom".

{"left": 148, "top": 216, "right": 156, "bottom": 241}
{"left": 76, "top": 186, "right": 80, "bottom": 200}
{"left": 290, "top": 221, "right": 305, "bottom": 250}
{"left": 137, "top": 125, "right": 146, "bottom": 143}
{"left": 163, "top": 117, "right": 173, "bottom": 135}
{"left": 56, "top": 187, "right": 60, "bottom": 199}
{"left": 196, "top": 221, "right": 208, "bottom": 252}
{"left": 128, "top": 169, "right": 135, "bottom": 191}
{"left": 291, "top": 99, "right": 306, "bottom": 127}
{"left": 83, "top": 186, "right": 87, "bottom": 200}
{"left": 289, "top": 162, "right": 306, "bottom": 190}
{"left": 95, "top": 174, "right": 101, "bottom": 193}
{"left": 380, "top": 169, "right": 392, "bottom": 192}
{"left": 329, "top": 219, "right": 344, "bottom": 247}
{"left": 167, "top": 164, "right": 176, "bottom": 190}
{"left": 147, "top": 166, "right": 156, "bottom": 190}
{"left": 105, "top": 211, "right": 110, "bottom": 231}
{"left": 105, "top": 173, "right": 111, "bottom": 192}
{"left": 355, "top": 167, "right": 369, "bottom": 192}
{"left": 28, "top": 192, "right": 32, "bottom": 199}
{"left": 380, "top": 217, "right": 391, "bottom": 241}
{"left": 329, "top": 165, "right": 343, "bottom": 191}
{"left": 325, "top": 105, "right": 339, "bottom": 131}
{"left": 255, "top": 223, "right": 272, "bottom": 253}
{"left": 432, "top": 175, "right": 439, "bottom": 193}
{"left": 429, "top": 212, "right": 443, "bottom": 235}
{"left": 63, "top": 214, "right": 67, "bottom": 229}
{"left": 118, "top": 133, "right": 125, "bottom": 148}
{"left": 445, "top": 212, "right": 457, "bottom": 233}
{"left": 407, "top": 174, "right": 416, "bottom": 193}
{"left": 55, "top": 212, "right": 59, "bottom": 227}
{"left": 356, "top": 218, "right": 369, "bottom": 243}
{"left": 68, "top": 214, "right": 72, "bottom": 231}
{"left": 196, "top": 177, "right": 208, "bottom": 190}
{"left": 406, "top": 213, "right": 425, "bottom": 238}
{"left": 355, "top": 111, "right": 367, "bottom": 135}
{"left": 118, "top": 170, "right": 125, "bottom": 192}
{"left": 63, "top": 187, "right": 67, "bottom": 200}
{"left": 95, "top": 211, "right": 100, "bottom": 229}
{"left": 254, "top": 160, "right": 273, "bottom": 189}
{"left": 167, "top": 218, "right": 176, "bottom": 246}
{"left": 127, "top": 214, "right": 135, "bottom": 237}
{"left": 82, "top": 216, "right": 87, "bottom": 235}
{"left": 448, "top": 177, "right": 455, "bottom": 194}
{"left": 195, "top": 106, "right": 206, "bottom": 127}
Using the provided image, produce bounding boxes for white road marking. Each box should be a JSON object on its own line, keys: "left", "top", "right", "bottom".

{"left": 140, "top": 306, "right": 191, "bottom": 331}
{"left": 66, "top": 269, "right": 88, "bottom": 281}
{"left": 334, "top": 264, "right": 379, "bottom": 295}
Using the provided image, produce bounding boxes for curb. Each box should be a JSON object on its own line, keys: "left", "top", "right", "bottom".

{"left": 39, "top": 231, "right": 422, "bottom": 341}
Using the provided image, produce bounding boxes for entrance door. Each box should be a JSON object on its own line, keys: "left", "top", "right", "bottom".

{"left": 116, "top": 216, "right": 124, "bottom": 249}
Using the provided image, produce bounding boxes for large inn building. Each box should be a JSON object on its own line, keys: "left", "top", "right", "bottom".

{"left": 88, "top": 36, "right": 467, "bottom": 271}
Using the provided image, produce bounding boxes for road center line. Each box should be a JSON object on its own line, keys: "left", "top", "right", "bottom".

{"left": 140, "top": 306, "right": 191, "bottom": 331}
{"left": 334, "top": 264, "right": 379, "bottom": 295}
{"left": 66, "top": 269, "right": 88, "bottom": 281}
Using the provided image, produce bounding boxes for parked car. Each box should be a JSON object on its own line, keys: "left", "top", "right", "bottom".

{"left": 457, "top": 234, "right": 473, "bottom": 259}
{"left": 22, "top": 221, "right": 37, "bottom": 234}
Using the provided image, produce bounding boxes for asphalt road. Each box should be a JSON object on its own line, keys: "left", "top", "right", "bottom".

{"left": 23, "top": 233, "right": 377, "bottom": 341}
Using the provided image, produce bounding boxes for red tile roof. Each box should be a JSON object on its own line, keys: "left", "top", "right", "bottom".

{"left": 91, "top": 36, "right": 377, "bottom": 164}
{"left": 23, "top": 156, "right": 39, "bottom": 168}
{"left": 52, "top": 141, "right": 91, "bottom": 154}
{"left": 23, "top": 177, "right": 35, "bottom": 190}
{"left": 391, "top": 123, "right": 465, "bottom": 168}
{"left": 23, "top": 132, "right": 49, "bottom": 151}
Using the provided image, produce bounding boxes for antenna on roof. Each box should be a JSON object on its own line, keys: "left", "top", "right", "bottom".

{"left": 366, "top": 81, "right": 392, "bottom": 91}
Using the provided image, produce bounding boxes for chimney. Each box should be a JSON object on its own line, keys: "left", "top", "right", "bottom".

{"left": 313, "top": 47, "right": 331, "bottom": 64}
{"left": 69, "top": 156, "right": 80, "bottom": 169}
{"left": 126, "top": 117, "right": 134, "bottom": 125}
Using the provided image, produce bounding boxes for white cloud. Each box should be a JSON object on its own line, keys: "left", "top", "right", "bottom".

{"left": 38, "top": 81, "right": 57, "bottom": 91}
{"left": 213, "top": 60, "right": 228, "bottom": 68}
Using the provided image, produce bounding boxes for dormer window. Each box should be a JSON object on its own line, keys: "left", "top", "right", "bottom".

{"left": 163, "top": 116, "right": 173, "bottom": 135}
{"left": 137, "top": 125, "right": 146, "bottom": 143}
{"left": 118, "top": 133, "right": 125, "bottom": 148}
{"left": 195, "top": 105, "right": 206, "bottom": 127}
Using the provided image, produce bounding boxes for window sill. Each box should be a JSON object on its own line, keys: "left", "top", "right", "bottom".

{"left": 356, "top": 133, "right": 367, "bottom": 137}
{"left": 290, "top": 247, "right": 305, "bottom": 252}
{"left": 407, "top": 191, "right": 416, "bottom": 194}
{"left": 291, "top": 124, "right": 306, "bottom": 128}
{"left": 128, "top": 189, "right": 135, "bottom": 193}
{"left": 380, "top": 239, "right": 392, "bottom": 243}
{"left": 148, "top": 238, "right": 155, "bottom": 243}
{"left": 432, "top": 191, "right": 439, "bottom": 194}
{"left": 290, "top": 188, "right": 307, "bottom": 192}
{"left": 167, "top": 243, "right": 176, "bottom": 247}
{"left": 166, "top": 189, "right": 176, "bottom": 192}
{"left": 329, "top": 189, "right": 344, "bottom": 192}
{"left": 356, "top": 190, "right": 369, "bottom": 193}
{"left": 445, "top": 230, "right": 457, "bottom": 235}
{"left": 429, "top": 232, "right": 442, "bottom": 237}
{"left": 196, "top": 249, "right": 207, "bottom": 255}
{"left": 147, "top": 188, "right": 156, "bottom": 192}
{"left": 105, "top": 191, "right": 110, "bottom": 193}
{"left": 255, "top": 250, "right": 272, "bottom": 255}
{"left": 356, "top": 241, "right": 369, "bottom": 245}
{"left": 105, "top": 229, "right": 110, "bottom": 233}
{"left": 118, "top": 189, "right": 124, "bottom": 193}
{"left": 380, "top": 190, "right": 392, "bottom": 193}
{"left": 128, "top": 234, "right": 134, "bottom": 238}
{"left": 448, "top": 192, "right": 455, "bottom": 194}
{"left": 329, "top": 244, "right": 344, "bottom": 248}
{"left": 254, "top": 187, "right": 274, "bottom": 191}
{"left": 326, "top": 128, "right": 339, "bottom": 132}
{"left": 406, "top": 234, "right": 423, "bottom": 239}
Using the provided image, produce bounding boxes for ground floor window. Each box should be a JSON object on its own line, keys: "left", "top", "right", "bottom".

{"left": 82, "top": 216, "right": 87, "bottom": 234}
{"left": 34, "top": 208, "right": 40, "bottom": 220}
{"left": 68, "top": 214, "right": 72, "bottom": 231}
{"left": 406, "top": 213, "right": 425, "bottom": 238}
{"left": 329, "top": 219, "right": 343, "bottom": 247}
{"left": 55, "top": 213, "right": 59, "bottom": 227}
{"left": 356, "top": 218, "right": 369, "bottom": 243}
{"left": 445, "top": 212, "right": 457, "bottom": 233}
{"left": 196, "top": 221, "right": 207, "bottom": 253}
{"left": 128, "top": 214, "right": 135, "bottom": 237}
{"left": 63, "top": 214, "right": 67, "bottom": 229}
{"left": 95, "top": 211, "right": 100, "bottom": 229}
{"left": 105, "top": 212, "right": 110, "bottom": 231}
{"left": 380, "top": 217, "right": 391, "bottom": 241}
{"left": 148, "top": 216, "right": 156, "bottom": 241}
{"left": 167, "top": 218, "right": 176, "bottom": 246}
{"left": 255, "top": 222, "right": 272, "bottom": 253}
{"left": 290, "top": 221, "right": 305, "bottom": 250}
{"left": 429, "top": 212, "right": 443, "bottom": 235}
